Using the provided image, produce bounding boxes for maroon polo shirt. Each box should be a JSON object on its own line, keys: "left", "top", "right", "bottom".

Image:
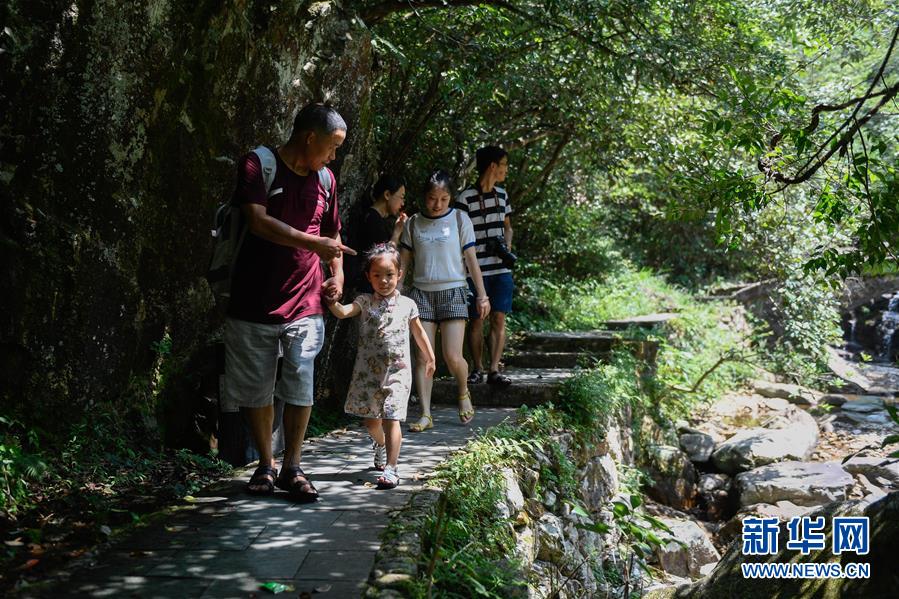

{"left": 227, "top": 149, "right": 340, "bottom": 324}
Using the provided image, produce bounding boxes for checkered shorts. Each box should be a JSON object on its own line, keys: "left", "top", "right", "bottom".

{"left": 408, "top": 286, "right": 470, "bottom": 322}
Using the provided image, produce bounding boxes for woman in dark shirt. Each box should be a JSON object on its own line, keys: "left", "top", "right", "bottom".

{"left": 354, "top": 174, "right": 406, "bottom": 291}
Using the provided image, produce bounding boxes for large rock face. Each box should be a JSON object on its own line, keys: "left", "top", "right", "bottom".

{"left": 0, "top": 1, "right": 375, "bottom": 439}
{"left": 644, "top": 445, "right": 699, "bottom": 511}
{"left": 646, "top": 491, "right": 899, "bottom": 599}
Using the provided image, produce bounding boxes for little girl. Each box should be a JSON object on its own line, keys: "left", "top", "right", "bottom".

{"left": 327, "top": 243, "right": 436, "bottom": 489}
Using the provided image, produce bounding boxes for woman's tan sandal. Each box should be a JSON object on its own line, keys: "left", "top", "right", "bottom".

{"left": 458, "top": 390, "right": 475, "bottom": 425}
{"left": 408, "top": 414, "right": 433, "bottom": 432}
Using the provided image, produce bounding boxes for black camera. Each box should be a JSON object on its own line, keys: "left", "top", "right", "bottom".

{"left": 485, "top": 236, "right": 517, "bottom": 269}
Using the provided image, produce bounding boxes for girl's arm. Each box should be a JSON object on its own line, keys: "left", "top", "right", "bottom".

{"left": 327, "top": 300, "right": 362, "bottom": 320}
{"left": 463, "top": 247, "right": 491, "bottom": 320}
{"left": 399, "top": 247, "right": 413, "bottom": 293}
{"left": 391, "top": 213, "right": 408, "bottom": 245}
{"left": 410, "top": 317, "right": 436, "bottom": 377}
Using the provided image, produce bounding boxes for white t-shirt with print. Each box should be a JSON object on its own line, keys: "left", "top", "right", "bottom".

{"left": 400, "top": 208, "right": 477, "bottom": 291}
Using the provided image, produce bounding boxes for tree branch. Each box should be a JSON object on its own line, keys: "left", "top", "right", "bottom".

{"left": 512, "top": 131, "right": 572, "bottom": 207}
{"left": 761, "top": 24, "right": 899, "bottom": 187}
{"left": 361, "top": 0, "right": 620, "bottom": 56}
{"left": 667, "top": 352, "right": 743, "bottom": 394}
{"left": 361, "top": 0, "right": 517, "bottom": 25}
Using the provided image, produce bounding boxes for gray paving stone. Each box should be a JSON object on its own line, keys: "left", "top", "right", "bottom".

{"left": 68, "top": 550, "right": 179, "bottom": 582}
{"left": 147, "top": 547, "right": 310, "bottom": 580}
{"left": 67, "top": 575, "right": 211, "bottom": 598}
{"left": 46, "top": 406, "right": 514, "bottom": 596}
{"left": 202, "top": 578, "right": 366, "bottom": 598}
{"left": 296, "top": 549, "right": 377, "bottom": 581}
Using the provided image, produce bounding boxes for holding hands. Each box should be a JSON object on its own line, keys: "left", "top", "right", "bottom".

{"left": 321, "top": 276, "right": 344, "bottom": 304}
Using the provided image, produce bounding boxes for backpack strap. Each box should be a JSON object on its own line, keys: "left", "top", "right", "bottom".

{"left": 251, "top": 147, "right": 332, "bottom": 201}
{"left": 317, "top": 167, "right": 333, "bottom": 201}
{"left": 251, "top": 145, "right": 277, "bottom": 195}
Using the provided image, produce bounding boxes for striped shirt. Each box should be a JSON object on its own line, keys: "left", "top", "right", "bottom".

{"left": 455, "top": 185, "right": 513, "bottom": 276}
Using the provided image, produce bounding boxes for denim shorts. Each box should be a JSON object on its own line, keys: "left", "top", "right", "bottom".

{"left": 223, "top": 315, "right": 324, "bottom": 409}
{"left": 468, "top": 272, "right": 514, "bottom": 317}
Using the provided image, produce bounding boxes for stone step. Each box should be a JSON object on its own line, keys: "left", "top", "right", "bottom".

{"left": 517, "top": 331, "right": 658, "bottom": 362}
{"left": 602, "top": 313, "right": 678, "bottom": 330}
{"left": 428, "top": 367, "right": 576, "bottom": 408}
{"left": 504, "top": 350, "right": 599, "bottom": 369}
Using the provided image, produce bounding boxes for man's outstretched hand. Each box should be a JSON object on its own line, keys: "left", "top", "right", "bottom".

{"left": 314, "top": 237, "right": 356, "bottom": 261}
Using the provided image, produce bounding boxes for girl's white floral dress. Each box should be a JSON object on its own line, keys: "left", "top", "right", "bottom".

{"left": 344, "top": 291, "right": 419, "bottom": 421}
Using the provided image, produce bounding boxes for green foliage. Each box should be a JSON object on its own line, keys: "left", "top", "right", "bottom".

{"left": 0, "top": 417, "right": 47, "bottom": 517}
{"left": 570, "top": 493, "right": 678, "bottom": 596}
{"left": 305, "top": 409, "right": 351, "bottom": 439}
{"left": 415, "top": 267, "right": 757, "bottom": 594}
{"left": 540, "top": 440, "right": 578, "bottom": 500}
{"left": 514, "top": 261, "right": 755, "bottom": 421}
{"left": 510, "top": 263, "right": 695, "bottom": 332}
{"left": 670, "top": 10, "right": 899, "bottom": 276}
{"left": 727, "top": 199, "right": 845, "bottom": 384}
{"left": 879, "top": 406, "right": 899, "bottom": 459}
{"left": 423, "top": 434, "right": 532, "bottom": 597}
{"left": 516, "top": 196, "right": 624, "bottom": 281}
{"left": 558, "top": 353, "right": 645, "bottom": 431}
{"left": 652, "top": 301, "right": 756, "bottom": 419}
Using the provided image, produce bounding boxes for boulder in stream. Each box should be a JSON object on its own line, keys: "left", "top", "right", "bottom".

{"left": 644, "top": 445, "right": 698, "bottom": 511}
{"left": 751, "top": 380, "right": 819, "bottom": 406}
{"left": 654, "top": 518, "right": 721, "bottom": 579}
{"left": 711, "top": 421, "right": 818, "bottom": 475}
{"left": 735, "top": 461, "right": 854, "bottom": 507}
{"left": 840, "top": 395, "right": 886, "bottom": 412}
{"left": 679, "top": 432, "right": 716, "bottom": 463}
{"left": 842, "top": 456, "right": 899, "bottom": 488}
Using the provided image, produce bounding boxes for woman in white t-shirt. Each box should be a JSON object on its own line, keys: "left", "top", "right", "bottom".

{"left": 399, "top": 170, "right": 490, "bottom": 431}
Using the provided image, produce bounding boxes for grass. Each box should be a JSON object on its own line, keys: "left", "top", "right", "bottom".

{"left": 412, "top": 262, "right": 758, "bottom": 595}
{"left": 509, "top": 266, "right": 695, "bottom": 332}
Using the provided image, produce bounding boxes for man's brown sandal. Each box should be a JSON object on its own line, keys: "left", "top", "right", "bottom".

{"left": 276, "top": 465, "right": 319, "bottom": 503}
{"left": 246, "top": 465, "right": 278, "bottom": 496}
{"left": 487, "top": 371, "right": 512, "bottom": 386}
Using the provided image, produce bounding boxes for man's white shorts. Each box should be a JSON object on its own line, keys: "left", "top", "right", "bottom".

{"left": 223, "top": 315, "right": 324, "bottom": 409}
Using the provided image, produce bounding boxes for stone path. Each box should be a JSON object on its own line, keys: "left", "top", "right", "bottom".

{"left": 47, "top": 407, "right": 513, "bottom": 598}
{"left": 45, "top": 324, "right": 663, "bottom": 598}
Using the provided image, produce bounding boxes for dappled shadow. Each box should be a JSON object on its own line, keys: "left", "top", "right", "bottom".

{"left": 38, "top": 407, "right": 513, "bottom": 597}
